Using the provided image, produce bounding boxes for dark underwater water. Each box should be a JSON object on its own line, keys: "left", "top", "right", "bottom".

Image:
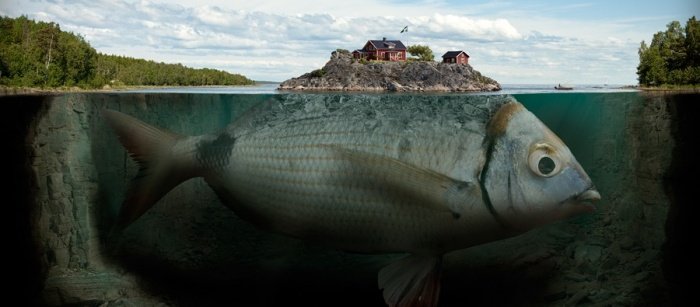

{"left": 6, "top": 90, "right": 698, "bottom": 306}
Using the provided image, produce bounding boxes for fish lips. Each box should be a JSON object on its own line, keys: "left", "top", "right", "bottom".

{"left": 568, "top": 187, "right": 601, "bottom": 213}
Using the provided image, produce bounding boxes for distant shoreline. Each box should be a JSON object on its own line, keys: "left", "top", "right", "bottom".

{"left": 0, "top": 84, "right": 265, "bottom": 96}
{"left": 639, "top": 86, "right": 700, "bottom": 93}
{"left": 6, "top": 84, "right": 685, "bottom": 96}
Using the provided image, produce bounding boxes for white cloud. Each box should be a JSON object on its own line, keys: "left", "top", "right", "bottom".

{"left": 193, "top": 6, "right": 238, "bottom": 27}
{"left": 0, "top": 0, "right": 658, "bottom": 83}
{"left": 482, "top": 49, "right": 522, "bottom": 58}
{"left": 415, "top": 14, "right": 522, "bottom": 41}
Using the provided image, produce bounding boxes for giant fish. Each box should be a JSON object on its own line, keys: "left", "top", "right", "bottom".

{"left": 103, "top": 94, "right": 600, "bottom": 307}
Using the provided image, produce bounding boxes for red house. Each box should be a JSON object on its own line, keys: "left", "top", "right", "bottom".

{"left": 352, "top": 38, "right": 407, "bottom": 61}
{"left": 442, "top": 51, "right": 470, "bottom": 64}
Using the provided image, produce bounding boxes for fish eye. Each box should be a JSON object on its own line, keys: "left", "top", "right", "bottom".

{"left": 538, "top": 156, "right": 556, "bottom": 175}
{"left": 528, "top": 144, "right": 562, "bottom": 177}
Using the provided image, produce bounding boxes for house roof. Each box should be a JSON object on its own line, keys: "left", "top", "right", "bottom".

{"left": 442, "top": 51, "right": 470, "bottom": 58}
{"left": 367, "top": 39, "right": 407, "bottom": 51}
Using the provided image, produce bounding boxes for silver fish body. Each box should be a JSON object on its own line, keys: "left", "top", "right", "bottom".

{"left": 200, "top": 95, "right": 510, "bottom": 254}
{"left": 104, "top": 94, "right": 600, "bottom": 307}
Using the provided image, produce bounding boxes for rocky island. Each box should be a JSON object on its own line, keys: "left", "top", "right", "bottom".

{"left": 278, "top": 49, "right": 501, "bottom": 92}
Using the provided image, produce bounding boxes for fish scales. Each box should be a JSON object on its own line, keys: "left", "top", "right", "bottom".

{"left": 200, "top": 95, "right": 511, "bottom": 253}
{"left": 104, "top": 93, "right": 601, "bottom": 306}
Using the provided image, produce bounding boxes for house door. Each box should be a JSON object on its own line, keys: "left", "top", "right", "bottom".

{"left": 384, "top": 52, "right": 390, "bottom": 61}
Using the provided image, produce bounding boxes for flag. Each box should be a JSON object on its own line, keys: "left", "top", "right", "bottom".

{"left": 400, "top": 26, "right": 408, "bottom": 33}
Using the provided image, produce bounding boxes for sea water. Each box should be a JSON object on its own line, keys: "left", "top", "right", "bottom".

{"left": 10, "top": 89, "right": 695, "bottom": 305}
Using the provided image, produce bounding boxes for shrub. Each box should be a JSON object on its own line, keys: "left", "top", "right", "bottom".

{"left": 309, "top": 68, "right": 326, "bottom": 78}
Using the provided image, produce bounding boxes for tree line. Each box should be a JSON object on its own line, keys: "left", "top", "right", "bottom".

{"left": 0, "top": 16, "right": 254, "bottom": 88}
{"left": 637, "top": 16, "right": 700, "bottom": 86}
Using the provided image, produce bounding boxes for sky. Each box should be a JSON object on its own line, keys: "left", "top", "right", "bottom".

{"left": 1, "top": 0, "right": 697, "bottom": 84}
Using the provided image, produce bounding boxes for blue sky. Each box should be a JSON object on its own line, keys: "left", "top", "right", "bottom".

{"left": 1, "top": 0, "right": 697, "bottom": 84}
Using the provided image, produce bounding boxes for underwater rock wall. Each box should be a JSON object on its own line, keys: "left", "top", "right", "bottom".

{"left": 7, "top": 92, "right": 691, "bottom": 306}
{"left": 18, "top": 93, "right": 269, "bottom": 305}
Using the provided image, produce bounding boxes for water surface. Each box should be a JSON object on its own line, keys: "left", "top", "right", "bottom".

{"left": 124, "top": 83, "right": 637, "bottom": 95}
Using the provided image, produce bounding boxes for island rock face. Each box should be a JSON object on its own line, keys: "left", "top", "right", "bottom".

{"left": 278, "top": 50, "right": 501, "bottom": 92}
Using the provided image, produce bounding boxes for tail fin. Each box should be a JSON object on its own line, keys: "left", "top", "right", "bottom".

{"left": 102, "top": 109, "right": 195, "bottom": 230}
{"left": 378, "top": 255, "right": 443, "bottom": 307}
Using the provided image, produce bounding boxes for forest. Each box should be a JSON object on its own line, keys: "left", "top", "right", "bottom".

{"left": 637, "top": 16, "right": 700, "bottom": 86}
{"left": 0, "top": 16, "right": 254, "bottom": 88}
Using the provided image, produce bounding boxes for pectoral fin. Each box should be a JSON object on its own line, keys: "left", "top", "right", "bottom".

{"left": 327, "top": 146, "right": 481, "bottom": 216}
{"left": 378, "top": 254, "right": 443, "bottom": 307}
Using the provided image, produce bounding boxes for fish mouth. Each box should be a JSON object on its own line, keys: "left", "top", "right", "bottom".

{"left": 572, "top": 187, "right": 601, "bottom": 212}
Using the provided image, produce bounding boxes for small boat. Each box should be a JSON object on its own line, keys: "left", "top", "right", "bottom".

{"left": 555, "top": 84, "right": 574, "bottom": 90}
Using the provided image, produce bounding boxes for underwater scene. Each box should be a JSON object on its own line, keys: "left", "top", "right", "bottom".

{"left": 8, "top": 90, "right": 697, "bottom": 306}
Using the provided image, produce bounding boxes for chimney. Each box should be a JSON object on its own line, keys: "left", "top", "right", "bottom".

{"left": 383, "top": 37, "right": 386, "bottom": 41}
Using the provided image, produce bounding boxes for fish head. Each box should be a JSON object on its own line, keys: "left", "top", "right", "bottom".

{"left": 483, "top": 101, "right": 600, "bottom": 231}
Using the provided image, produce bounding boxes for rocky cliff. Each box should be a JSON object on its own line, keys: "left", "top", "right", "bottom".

{"left": 278, "top": 50, "right": 501, "bottom": 92}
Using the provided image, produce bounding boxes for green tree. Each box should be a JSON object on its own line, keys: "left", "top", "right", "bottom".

{"left": 0, "top": 15, "right": 253, "bottom": 88}
{"left": 685, "top": 16, "right": 700, "bottom": 68}
{"left": 637, "top": 16, "right": 700, "bottom": 86}
{"left": 92, "top": 53, "right": 254, "bottom": 86}
{"left": 59, "top": 32, "right": 96, "bottom": 86}
{"left": 407, "top": 45, "right": 434, "bottom": 61}
{"left": 638, "top": 40, "right": 667, "bottom": 85}
{"left": 662, "top": 21, "right": 686, "bottom": 72}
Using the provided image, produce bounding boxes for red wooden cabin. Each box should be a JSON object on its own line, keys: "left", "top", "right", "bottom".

{"left": 352, "top": 38, "right": 407, "bottom": 61}
{"left": 442, "top": 51, "right": 470, "bottom": 64}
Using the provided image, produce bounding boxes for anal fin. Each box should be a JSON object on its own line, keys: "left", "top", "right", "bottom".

{"left": 378, "top": 255, "right": 443, "bottom": 307}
